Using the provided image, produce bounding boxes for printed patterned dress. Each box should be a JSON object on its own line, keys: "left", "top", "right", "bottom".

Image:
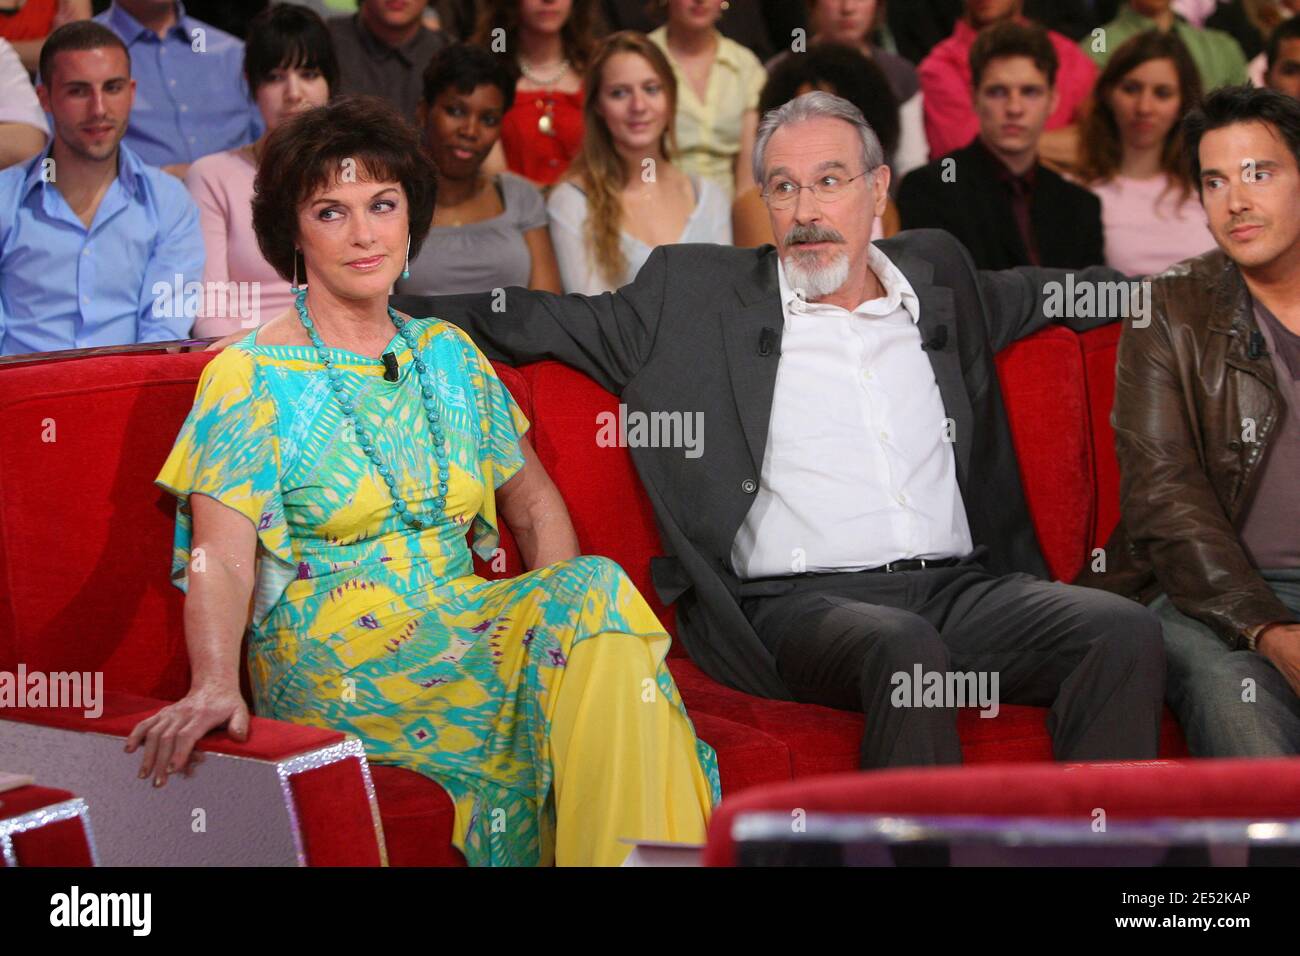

{"left": 155, "top": 317, "right": 721, "bottom": 866}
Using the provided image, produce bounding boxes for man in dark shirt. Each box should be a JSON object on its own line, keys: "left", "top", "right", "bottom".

{"left": 328, "top": 0, "right": 447, "bottom": 125}
{"left": 898, "top": 19, "right": 1104, "bottom": 271}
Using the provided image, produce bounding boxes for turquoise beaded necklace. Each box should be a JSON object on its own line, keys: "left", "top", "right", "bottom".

{"left": 294, "top": 289, "right": 449, "bottom": 530}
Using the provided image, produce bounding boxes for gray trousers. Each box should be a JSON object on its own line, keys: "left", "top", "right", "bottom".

{"left": 738, "top": 551, "right": 1166, "bottom": 769}
{"left": 1156, "top": 568, "right": 1300, "bottom": 757}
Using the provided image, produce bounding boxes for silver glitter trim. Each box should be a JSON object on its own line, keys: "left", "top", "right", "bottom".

{"left": 0, "top": 797, "right": 95, "bottom": 867}
{"left": 732, "top": 811, "right": 1300, "bottom": 846}
{"left": 274, "top": 737, "right": 388, "bottom": 867}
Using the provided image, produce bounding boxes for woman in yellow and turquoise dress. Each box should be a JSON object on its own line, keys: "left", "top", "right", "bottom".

{"left": 126, "top": 95, "right": 720, "bottom": 867}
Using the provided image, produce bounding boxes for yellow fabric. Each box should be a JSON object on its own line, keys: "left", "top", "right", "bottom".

{"left": 548, "top": 632, "right": 714, "bottom": 866}
{"left": 649, "top": 26, "right": 766, "bottom": 199}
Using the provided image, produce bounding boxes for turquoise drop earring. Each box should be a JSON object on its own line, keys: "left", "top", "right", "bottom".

{"left": 402, "top": 235, "right": 410, "bottom": 280}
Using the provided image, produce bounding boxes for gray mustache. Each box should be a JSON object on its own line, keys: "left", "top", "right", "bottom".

{"left": 783, "top": 224, "right": 846, "bottom": 246}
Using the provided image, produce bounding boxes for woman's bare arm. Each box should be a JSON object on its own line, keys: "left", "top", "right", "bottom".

{"left": 524, "top": 225, "right": 564, "bottom": 294}
{"left": 735, "top": 108, "right": 759, "bottom": 196}
{"left": 124, "top": 492, "right": 256, "bottom": 786}
{"left": 495, "top": 434, "right": 580, "bottom": 569}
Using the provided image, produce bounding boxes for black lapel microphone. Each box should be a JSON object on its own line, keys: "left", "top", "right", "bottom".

{"left": 921, "top": 325, "right": 949, "bottom": 351}
{"left": 1248, "top": 331, "right": 1267, "bottom": 361}
{"left": 381, "top": 351, "right": 400, "bottom": 381}
{"left": 758, "top": 327, "right": 777, "bottom": 356}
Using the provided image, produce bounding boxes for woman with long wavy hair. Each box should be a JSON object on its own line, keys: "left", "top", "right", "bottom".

{"left": 1077, "top": 30, "right": 1216, "bottom": 275}
{"left": 547, "top": 30, "right": 732, "bottom": 293}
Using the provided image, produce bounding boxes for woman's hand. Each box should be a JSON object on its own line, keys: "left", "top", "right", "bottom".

{"left": 124, "top": 684, "right": 250, "bottom": 788}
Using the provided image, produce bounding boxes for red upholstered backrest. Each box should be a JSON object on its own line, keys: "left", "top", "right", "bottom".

{"left": 0, "top": 328, "right": 1109, "bottom": 690}
{"left": 1079, "top": 325, "right": 1124, "bottom": 549}
{"left": 0, "top": 351, "right": 214, "bottom": 700}
{"left": 517, "top": 360, "right": 679, "bottom": 645}
{"left": 994, "top": 326, "right": 1095, "bottom": 582}
{"left": 0, "top": 350, "right": 531, "bottom": 700}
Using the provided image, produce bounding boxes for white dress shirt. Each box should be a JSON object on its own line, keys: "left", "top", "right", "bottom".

{"left": 730, "top": 245, "right": 975, "bottom": 579}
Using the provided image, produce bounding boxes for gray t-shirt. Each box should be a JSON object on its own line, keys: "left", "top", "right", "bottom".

{"left": 1239, "top": 300, "right": 1300, "bottom": 571}
{"left": 396, "top": 172, "right": 547, "bottom": 296}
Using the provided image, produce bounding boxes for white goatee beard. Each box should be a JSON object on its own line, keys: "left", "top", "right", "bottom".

{"left": 783, "top": 251, "right": 851, "bottom": 302}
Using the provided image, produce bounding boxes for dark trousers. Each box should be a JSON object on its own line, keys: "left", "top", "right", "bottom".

{"left": 738, "top": 552, "right": 1166, "bottom": 769}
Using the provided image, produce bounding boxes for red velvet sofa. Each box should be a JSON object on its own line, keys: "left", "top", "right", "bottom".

{"left": 0, "top": 323, "right": 1186, "bottom": 866}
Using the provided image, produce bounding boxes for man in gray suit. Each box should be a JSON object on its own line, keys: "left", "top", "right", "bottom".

{"left": 396, "top": 91, "right": 1166, "bottom": 769}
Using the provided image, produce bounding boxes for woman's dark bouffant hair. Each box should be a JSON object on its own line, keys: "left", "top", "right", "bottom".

{"left": 252, "top": 95, "right": 438, "bottom": 283}
{"left": 422, "top": 42, "right": 518, "bottom": 112}
{"left": 244, "top": 3, "right": 339, "bottom": 96}
{"left": 761, "top": 43, "right": 900, "bottom": 159}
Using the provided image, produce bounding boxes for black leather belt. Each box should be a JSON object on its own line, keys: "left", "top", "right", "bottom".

{"left": 866, "top": 557, "right": 963, "bottom": 573}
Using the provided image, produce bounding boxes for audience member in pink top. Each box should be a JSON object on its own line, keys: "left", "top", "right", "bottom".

{"left": 1077, "top": 30, "right": 1215, "bottom": 275}
{"left": 919, "top": 0, "right": 1097, "bottom": 162}
{"left": 184, "top": 5, "right": 336, "bottom": 337}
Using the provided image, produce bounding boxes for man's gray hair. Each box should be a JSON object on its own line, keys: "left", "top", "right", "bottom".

{"left": 752, "top": 90, "right": 885, "bottom": 186}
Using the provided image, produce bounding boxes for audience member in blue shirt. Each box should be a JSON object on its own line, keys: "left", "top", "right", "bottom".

{"left": 0, "top": 21, "right": 204, "bottom": 357}
{"left": 94, "top": 1, "right": 263, "bottom": 175}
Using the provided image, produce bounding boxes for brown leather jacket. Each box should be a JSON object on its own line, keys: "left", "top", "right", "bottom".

{"left": 1076, "top": 249, "right": 1296, "bottom": 647}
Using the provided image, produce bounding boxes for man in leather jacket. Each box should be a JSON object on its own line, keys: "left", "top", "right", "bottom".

{"left": 1079, "top": 85, "right": 1300, "bottom": 756}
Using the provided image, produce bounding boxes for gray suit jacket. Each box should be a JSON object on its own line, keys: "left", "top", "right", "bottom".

{"left": 394, "top": 228, "right": 1125, "bottom": 699}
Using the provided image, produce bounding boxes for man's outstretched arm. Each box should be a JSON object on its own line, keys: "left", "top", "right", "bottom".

{"left": 392, "top": 244, "right": 673, "bottom": 394}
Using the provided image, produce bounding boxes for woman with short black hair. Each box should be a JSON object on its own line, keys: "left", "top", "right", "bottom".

{"left": 138, "top": 93, "right": 721, "bottom": 867}
{"left": 397, "top": 43, "right": 562, "bottom": 295}
{"left": 185, "top": 2, "right": 339, "bottom": 336}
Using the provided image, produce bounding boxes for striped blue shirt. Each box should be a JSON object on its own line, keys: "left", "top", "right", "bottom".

{"left": 95, "top": 2, "right": 263, "bottom": 167}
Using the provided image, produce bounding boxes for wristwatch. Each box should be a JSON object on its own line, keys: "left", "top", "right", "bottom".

{"left": 1244, "top": 621, "right": 1293, "bottom": 652}
{"left": 1244, "top": 623, "right": 1270, "bottom": 652}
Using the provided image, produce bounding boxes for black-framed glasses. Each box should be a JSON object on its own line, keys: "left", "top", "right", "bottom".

{"left": 761, "top": 168, "right": 875, "bottom": 209}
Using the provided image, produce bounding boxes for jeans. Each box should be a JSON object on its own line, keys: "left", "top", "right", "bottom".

{"left": 1156, "top": 568, "right": 1300, "bottom": 757}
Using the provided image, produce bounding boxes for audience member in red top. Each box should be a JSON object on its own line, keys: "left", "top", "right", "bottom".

{"left": 1077, "top": 30, "right": 1216, "bottom": 275}
{"left": 0, "top": 0, "right": 89, "bottom": 74}
{"left": 474, "top": 0, "right": 603, "bottom": 187}
{"left": 918, "top": 0, "right": 1098, "bottom": 168}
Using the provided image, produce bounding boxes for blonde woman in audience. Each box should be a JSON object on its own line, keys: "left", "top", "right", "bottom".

{"left": 648, "top": 0, "right": 765, "bottom": 199}
{"left": 1077, "top": 30, "right": 1216, "bottom": 275}
{"left": 548, "top": 30, "right": 732, "bottom": 294}
{"left": 397, "top": 43, "right": 562, "bottom": 295}
{"left": 185, "top": 4, "right": 336, "bottom": 337}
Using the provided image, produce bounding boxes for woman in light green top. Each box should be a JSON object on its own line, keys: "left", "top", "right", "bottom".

{"left": 648, "top": 0, "right": 766, "bottom": 199}
{"left": 1085, "top": 0, "right": 1249, "bottom": 91}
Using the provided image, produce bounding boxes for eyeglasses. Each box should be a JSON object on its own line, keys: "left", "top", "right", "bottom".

{"left": 761, "top": 168, "right": 875, "bottom": 210}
